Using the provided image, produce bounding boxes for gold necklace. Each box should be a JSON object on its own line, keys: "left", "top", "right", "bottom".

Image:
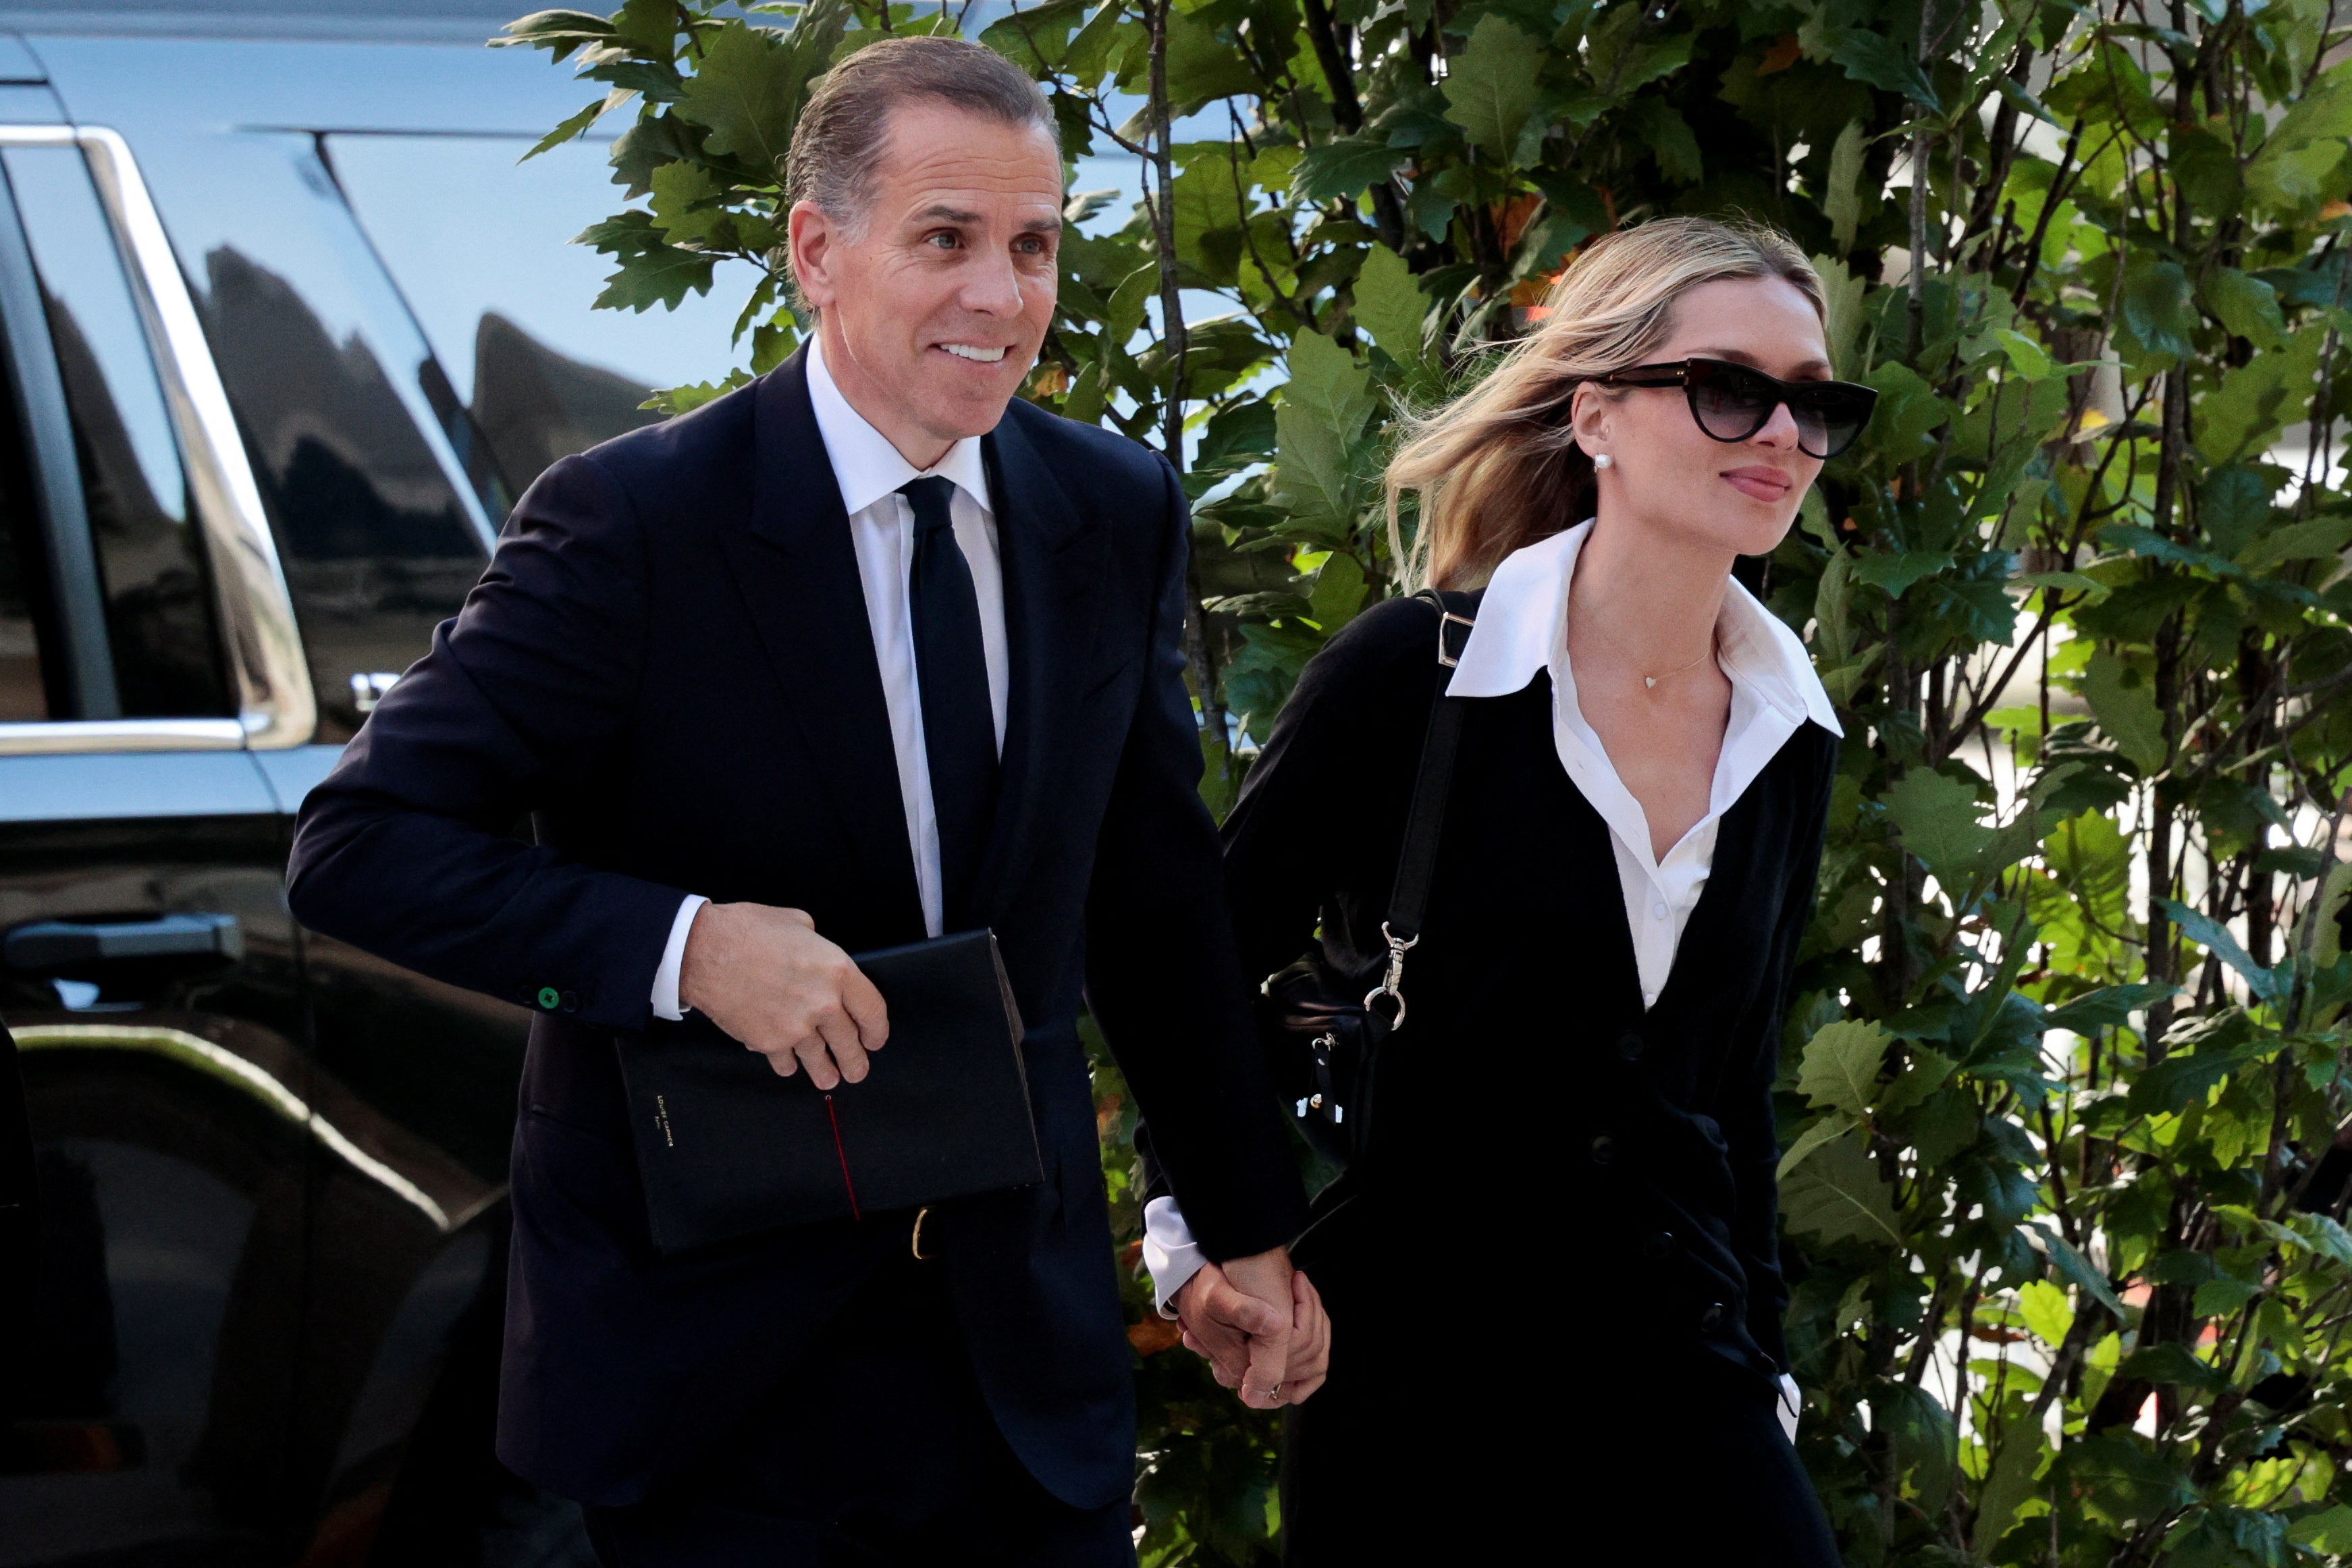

{"left": 1582, "top": 615, "right": 1718, "bottom": 691}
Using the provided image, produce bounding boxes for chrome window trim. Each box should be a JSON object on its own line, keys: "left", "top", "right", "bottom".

{"left": 0, "top": 718, "right": 248, "bottom": 755}
{"left": 0, "top": 124, "right": 317, "bottom": 753}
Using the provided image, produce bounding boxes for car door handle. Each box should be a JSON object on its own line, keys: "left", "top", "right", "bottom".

{"left": 3, "top": 913, "right": 244, "bottom": 970}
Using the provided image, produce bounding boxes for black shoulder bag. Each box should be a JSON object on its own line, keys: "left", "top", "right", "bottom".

{"left": 1258, "top": 590, "right": 1476, "bottom": 1171}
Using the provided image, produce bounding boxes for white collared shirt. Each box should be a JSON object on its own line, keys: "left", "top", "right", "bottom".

{"left": 1144, "top": 519, "right": 1839, "bottom": 1429}
{"left": 649, "top": 337, "right": 1010, "bottom": 1018}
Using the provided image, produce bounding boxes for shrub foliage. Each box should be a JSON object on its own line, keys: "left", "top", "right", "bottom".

{"left": 504, "top": 0, "right": 2352, "bottom": 1558}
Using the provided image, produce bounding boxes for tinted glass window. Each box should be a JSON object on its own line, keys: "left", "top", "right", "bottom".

{"left": 0, "top": 439, "right": 42, "bottom": 720}
{"left": 5, "top": 146, "right": 228, "bottom": 719}
{"left": 327, "top": 135, "right": 756, "bottom": 495}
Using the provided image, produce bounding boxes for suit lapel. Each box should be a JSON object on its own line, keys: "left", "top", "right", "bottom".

{"left": 718, "top": 351, "right": 924, "bottom": 937}
{"left": 969, "top": 410, "right": 1106, "bottom": 928}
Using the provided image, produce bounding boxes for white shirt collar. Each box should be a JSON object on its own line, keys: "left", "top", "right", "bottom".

{"left": 1446, "top": 518, "right": 1842, "bottom": 736}
{"left": 805, "top": 335, "right": 994, "bottom": 520}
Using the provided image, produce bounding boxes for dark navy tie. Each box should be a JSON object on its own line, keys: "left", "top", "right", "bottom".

{"left": 899, "top": 477, "right": 998, "bottom": 928}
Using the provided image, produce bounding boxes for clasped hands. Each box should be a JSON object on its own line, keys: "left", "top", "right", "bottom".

{"left": 681, "top": 902, "right": 1332, "bottom": 1407}
{"left": 1172, "top": 1250, "right": 1330, "bottom": 1409}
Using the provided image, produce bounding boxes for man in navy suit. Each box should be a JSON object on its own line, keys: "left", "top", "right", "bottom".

{"left": 288, "top": 37, "right": 1320, "bottom": 1565}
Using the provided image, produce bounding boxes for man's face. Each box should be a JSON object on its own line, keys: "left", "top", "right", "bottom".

{"left": 789, "top": 101, "right": 1063, "bottom": 464}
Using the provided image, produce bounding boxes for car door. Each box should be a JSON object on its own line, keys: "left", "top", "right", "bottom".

{"left": 0, "top": 123, "right": 501, "bottom": 1567}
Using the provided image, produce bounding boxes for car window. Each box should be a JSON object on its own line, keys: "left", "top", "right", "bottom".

{"left": 0, "top": 456, "right": 43, "bottom": 720}
{"left": 325, "top": 135, "right": 756, "bottom": 495}
{"left": 3, "top": 145, "right": 228, "bottom": 720}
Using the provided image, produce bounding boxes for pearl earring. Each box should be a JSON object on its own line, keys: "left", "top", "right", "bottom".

{"left": 1592, "top": 452, "right": 1614, "bottom": 470}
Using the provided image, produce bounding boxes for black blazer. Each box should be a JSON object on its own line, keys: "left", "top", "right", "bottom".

{"left": 1221, "top": 593, "right": 1835, "bottom": 1386}
{"left": 286, "top": 352, "right": 1308, "bottom": 1509}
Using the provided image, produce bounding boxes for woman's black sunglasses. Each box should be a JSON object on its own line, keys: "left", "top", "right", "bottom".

{"left": 1592, "top": 358, "right": 1879, "bottom": 460}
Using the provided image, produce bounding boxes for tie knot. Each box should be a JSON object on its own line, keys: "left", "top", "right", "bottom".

{"left": 898, "top": 476, "right": 957, "bottom": 536}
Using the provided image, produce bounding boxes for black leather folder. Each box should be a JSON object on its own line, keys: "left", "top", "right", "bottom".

{"left": 617, "top": 929, "right": 1042, "bottom": 1255}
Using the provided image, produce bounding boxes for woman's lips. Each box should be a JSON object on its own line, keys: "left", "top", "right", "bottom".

{"left": 1722, "top": 466, "right": 1792, "bottom": 502}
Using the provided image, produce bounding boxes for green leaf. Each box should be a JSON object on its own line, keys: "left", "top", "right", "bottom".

{"left": 575, "top": 209, "right": 719, "bottom": 311}
{"left": 674, "top": 9, "right": 838, "bottom": 178}
{"left": 2193, "top": 1274, "right": 2262, "bottom": 1317}
{"left": 2157, "top": 897, "right": 2282, "bottom": 1000}
{"left": 2043, "top": 983, "right": 2175, "bottom": 1033}
{"left": 1862, "top": 360, "right": 1948, "bottom": 460}
{"left": 2200, "top": 268, "right": 2288, "bottom": 349}
{"left": 2289, "top": 1505, "right": 2352, "bottom": 1554}
{"left": 649, "top": 159, "right": 726, "bottom": 246}
{"left": 1306, "top": 551, "right": 1367, "bottom": 632}
{"left": 1630, "top": 99, "right": 1701, "bottom": 184}
{"left": 1877, "top": 1046, "right": 1956, "bottom": 1117}
{"left": 2016, "top": 1279, "right": 2075, "bottom": 1348}
{"left": 1798, "top": 1019, "right": 1892, "bottom": 1118}
{"left": 1821, "top": 119, "right": 1867, "bottom": 252}
{"left": 1273, "top": 331, "right": 1375, "bottom": 531}
{"left": 2126, "top": 1046, "right": 2256, "bottom": 1115}
{"left": 1829, "top": 30, "right": 1940, "bottom": 110}
{"left": 1352, "top": 244, "right": 1427, "bottom": 371}
{"left": 1781, "top": 1129, "right": 1901, "bottom": 1247}
{"left": 1972, "top": 1425, "right": 2045, "bottom": 1552}
{"left": 1159, "top": 6, "right": 1260, "bottom": 107}
{"left": 1778, "top": 1112, "right": 1854, "bottom": 1180}
{"left": 1291, "top": 137, "right": 1406, "bottom": 204}
{"left": 1883, "top": 768, "right": 1993, "bottom": 882}
{"left": 525, "top": 92, "right": 626, "bottom": 161}
{"left": 2029, "top": 1222, "right": 2127, "bottom": 1318}
{"left": 1852, "top": 549, "right": 1953, "bottom": 599}
{"left": 2240, "top": 516, "right": 2352, "bottom": 569}
{"left": 1441, "top": 16, "right": 1543, "bottom": 161}
{"left": 2119, "top": 258, "right": 2197, "bottom": 364}
{"left": 2080, "top": 645, "right": 2166, "bottom": 774}
{"left": 2196, "top": 322, "right": 2324, "bottom": 462}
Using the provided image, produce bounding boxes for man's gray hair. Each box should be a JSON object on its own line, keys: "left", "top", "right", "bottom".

{"left": 784, "top": 36, "right": 1059, "bottom": 302}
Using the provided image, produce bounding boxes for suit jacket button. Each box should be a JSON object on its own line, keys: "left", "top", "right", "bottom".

{"left": 560, "top": 991, "right": 581, "bottom": 1013}
{"left": 537, "top": 986, "right": 561, "bottom": 1010}
{"left": 1640, "top": 1231, "right": 1673, "bottom": 1260}
{"left": 1614, "top": 1031, "right": 1645, "bottom": 1061}
{"left": 1699, "top": 1301, "right": 1726, "bottom": 1332}
{"left": 1589, "top": 1134, "right": 1616, "bottom": 1166}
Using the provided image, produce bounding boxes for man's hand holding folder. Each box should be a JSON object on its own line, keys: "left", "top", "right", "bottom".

{"left": 678, "top": 901, "right": 890, "bottom": 1089}
{"left": 664, "top": 902, "right": 1325, "bottom": 1408}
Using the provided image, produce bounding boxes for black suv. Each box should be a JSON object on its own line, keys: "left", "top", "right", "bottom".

{"left": 0, "top": 3, "right": 749, "bottom": 1560}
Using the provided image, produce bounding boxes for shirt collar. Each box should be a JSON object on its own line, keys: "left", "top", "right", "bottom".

{"left": 1445, "top": 518, "right": 1843, "bottom": 737}
{"left": 805, "top": 335, "right": 993, "bottom": 520}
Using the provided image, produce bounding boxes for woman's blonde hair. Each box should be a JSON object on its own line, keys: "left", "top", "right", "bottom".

{"left": 1385, "top": 216, "right": 1825, "bottom": 591}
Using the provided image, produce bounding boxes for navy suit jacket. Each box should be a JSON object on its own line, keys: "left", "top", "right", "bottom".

{"left": 286, "top": 352, "right": 1309, "bottom": 1509}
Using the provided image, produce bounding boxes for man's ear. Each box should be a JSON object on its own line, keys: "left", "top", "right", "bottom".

{"left": 786, "top": 200, "right": 838, "bottom": 311}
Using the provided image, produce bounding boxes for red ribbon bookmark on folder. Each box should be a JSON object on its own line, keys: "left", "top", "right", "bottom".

{"left": 822, "top": 1092, "right": 861, "bottom": 1221}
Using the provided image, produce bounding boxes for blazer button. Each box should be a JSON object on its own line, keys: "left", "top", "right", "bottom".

{"left": 1614, "top": 1031, "right": 1645, "bottom": 1062}
{"left": 537, "top": 986, "right": 561, "bottom": 1010}
{"left": 560, "top": 991, "right": 581, "bottom": 1014}
{"left": 1699, "top": 1301, "right": 1726, "bottom": 1332}
{"left": 1588, "top": 1134, "right": 1616, "bottom": 1166}
{"left": 1640, "top": 1231, "right": 1673, "bottom": 1261}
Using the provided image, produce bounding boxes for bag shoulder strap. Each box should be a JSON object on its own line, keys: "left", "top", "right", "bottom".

{"left": 1385, "top": 589, "right": 1477, "bottom": 942}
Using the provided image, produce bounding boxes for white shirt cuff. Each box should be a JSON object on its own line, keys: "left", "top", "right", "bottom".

{"left": 1142, "top": 1195, "right": 1208, "bottom": 1319}
{"left": 650, "top": 894, "right": 707, "bottom": 1021}
{"left": 1777, "top": 1373, "right": 1801, "bottom": 1443}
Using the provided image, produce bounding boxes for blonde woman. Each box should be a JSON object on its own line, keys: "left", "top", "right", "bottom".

{"left": 1145, "top": 218, "right": 1868, "bottom": 1557}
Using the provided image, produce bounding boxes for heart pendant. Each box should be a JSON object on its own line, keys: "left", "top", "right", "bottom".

{"left": 1644, "top": 676, "right": 1657, "bottom": 688}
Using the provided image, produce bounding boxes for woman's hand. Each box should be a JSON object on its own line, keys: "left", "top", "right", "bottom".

{"left": 1279, "top": 1269, "right": 1331, "bottom": 1404}
{"left": 1173, "top": 1249, "right": 1295, "bottom": 1409}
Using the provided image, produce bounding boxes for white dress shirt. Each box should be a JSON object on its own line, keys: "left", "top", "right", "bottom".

{"left": 649, "top": 336, "right": 1010, "bottom": 1019}
{"left": 1142, "top": 520, "right": 1837, "bottom": 1434}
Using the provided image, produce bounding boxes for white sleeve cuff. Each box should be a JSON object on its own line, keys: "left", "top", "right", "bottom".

{"left": 1142, "top": 1195, "right": 1208, "bottom": 1320}
{"left": 650, "top": 894, "right": 708, "bottom": 1021}
{"left": 1777, "top": 1373, "right": 1801, "bottom": 1443}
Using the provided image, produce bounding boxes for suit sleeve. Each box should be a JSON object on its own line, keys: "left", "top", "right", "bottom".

{"left": 1083, "top": 456, "right": 1310, "bottom": 1263}
{"left": 286, "top": 454, "right": 688, "bottom": 1032}
{"left": 1719, "top": 734, "right": 1837, "bottom": 1374}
